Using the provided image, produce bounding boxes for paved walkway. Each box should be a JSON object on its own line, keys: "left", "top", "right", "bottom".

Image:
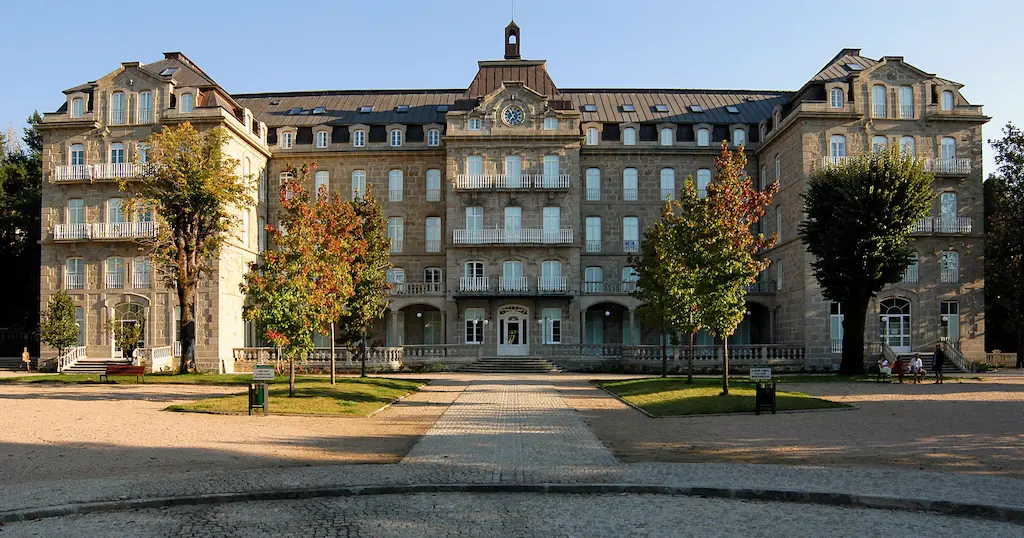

{"left": 2, "top": 375, "right": 1023, "bottom": 534}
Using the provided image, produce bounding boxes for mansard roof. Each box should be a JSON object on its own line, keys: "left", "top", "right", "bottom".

{"left": 467, "top": 60, "right": 559, "bottom": 98}
{"left": 233, "top": 90, "right": 465, "bottom": 127}
{"left": 561, "top": 89, "right": 789, "bottom": 125}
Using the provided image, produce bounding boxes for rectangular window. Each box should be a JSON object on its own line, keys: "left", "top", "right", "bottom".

{"left": 733, "top": 129, "right": 745, "bottom": 147}
{"left": 70, "top": 144, "right": 85, "bottom": 166}
{"left": 465, "top": 308, "right": 484, "bottom": 343}
{"left": 584, "top": 266, "right": 604, "bottom": 292}
{"left": 505, "top": 155, "right": 522, "bottom": 186}
{"left": 388, "top": 170, "right": 403, "bottom": 202}
{"left": 542, "top": 307, "right": 562, "bottom": 344}
{"left": 353, "top": 130, "right": 365, "bottom": 147}
{"left": 258, "top": 216, "right": 266, "bottom": 252}
{"left": 110, "top": 92, "right": 126, "bottom": 125}
{"left": 776, "top": 261, "right": 783, "bottom": 290}
{"left": 940, "top": 301, "right": 960, "bottom": 342}
{"left": 586, "top": 216, "right": 601, "bottom": 252}
{"left": 623, "top": 127, "right": 636, "bottom": 146}
{"left": 107, "top": 198, "right": 125, "bottom": 224}
{"left": 872, "top": 85, "right": 887, "bottom": 118}
{"left": 426, "top": 169, "right": 441, "bottom": 201}
{"left": 830, "top": 135, "right": 847, "bottom": 157}
{"left": 543, "top": 117, "right": 558, "bottom": 130}
{"left": 110, "top": 143, "right": 125, "bottom": 164}
{"left": 829, "top": 303, "right": 844, "bottom": 353}
{"left": 75, "top": 306, "right": 85, "bottom": 346}
{"left": 138, "top": 91, "right": 153, "bottom": 123}
{"left": 180, "top": 93, "right": 194, "bottom": 113}
{"left": 940, "top": 251, "right": 959, "bottom": 283}
{"left": 830, "top": 88, "right": 844, "bottom": 108}
{"left": 586, "top": 168, "right": 600, "bottom": 201}
{"left": 425, "top": 217, "right": 441, "bottom": 253}
{"left": 696, "top": 169, "right": 711, "bottom": 199}
{"left": 776, "top": 205, "right": 782, "bottom": 241}
{"left": 760, "top": 165, "right": 767, "bottom": 191}
{"left": 660, "top": 168, "right": 675, "bottom": 200}
{"left": 351, "top": 170, "right": 366, "bottom": 200}
{"left": 543, "top": 155, "right": 559, "bottom": 187}
{"left": 105, "top": 257, "right": 125, "bottom": 289}
{"left": 466, "top": 155, "right": 483, "bottom": 176}
{"left": 941, "top": 137, "right": 956, "bottom": 161}
{"left": 775, "top": 154, "right": 781, "bottom": 180}
{"left": 424, "top": 267, "right": 443, "bottom": 292}
{"left": 660, "top": 128, "right": 673, "bottom": 146}
{"left": 941, "top": 91, "right": 954, "bottom": 112}
{"left": 543, "top": 207, "right": 560, "bottom": 241}
{"left": 390, "top": 129, "right": 402, "bottom": 147}
{"left": 899, "top": 86, "right": 914, "bottom": 119}
{"left": 65, "top": 258, "right": 85, "bottom": 290}
{"left": 316, "top": 131, "right": 329, "bottom": 148}
{"left": 623, "top": 217, "right": 639, "bottom": 252}
{"left": 586, "top": 128, "right": 598, "bottom": 145}
{"left": 623, "top": 168, "right": 638, "bottom": 201}
{"left": 900, "top": 136, "right": 916, "bottom": 156}
{"left": 132, "top": 257, "right": 152, "bottom": 289}
{"left": 697, "top": 128, "right": 710, "bottom": 146}
{"left": 67, "top": 199, "right": 85, "bottom": 225}
{"left": 465, "top": 207, "right": 483, "bottom": 231}
{"left": 281, "top": 132, "right": 293, "bottom": 149}
{"left": 314, "top": 171, "right": 329, "bottom": 200}
{"left": 71, "top": 97, "right": 84, "bottom": 119}
{"left": 504, "top": 206, "right": 522, "bottom": 233}
{"left": 468, "top": 118, "right": 481, "bottom": 130}
{"left": 940, "top": 192, "right": 958, "bottom": 231}
{"left": 872, "top": 136, "right": 887, "bottom": 153}
{"left": 427, "top": 129, "right": 440, "bottom": 146}
{"left": 387, "top": 217, "right": 404, "bottom": 253}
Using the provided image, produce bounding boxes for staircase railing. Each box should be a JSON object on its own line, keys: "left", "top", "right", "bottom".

{"left": 57, "top": 346, "right": 86, "bottom": 373}
{"left": 941, "top": 340, "right": 969, "bottom": 372}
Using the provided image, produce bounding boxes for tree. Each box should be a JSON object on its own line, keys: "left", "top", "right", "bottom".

{"left": 331, "top": 190, "right": 391, "bottom": 378}
{"left": 0, "top": 113, "right": 42, "bottom": 331}
{"left": 120, "top": 122, "right": 251, "bottom": 373}
{"left": 40, "top": 290, "right": 79, "bottom": 361}
{"left": 800, "top": 147, "right": 933, "bottom": 375}
{"left": 242, "top": 174, "right": 359, "bottom": 396}
{"left": 986, "top": 123, "right": 1024, "bottom": 367}
{"left": 108, "top": 314, "right": 145, "bottom": 361}
{"left": 701, "top": 143, "right": 777, "bottom": 394}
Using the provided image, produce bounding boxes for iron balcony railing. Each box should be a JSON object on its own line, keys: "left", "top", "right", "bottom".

{"left": 64, "top": 273, "right": 84, "bottom": 290}
{"left": 389, "top": 238, "right": 403, "bottom": 253}
{"left": 582, "top": 280, "right": 638, "bottom": 294}
{"left": 925, "top": 158, "right": 971, "bottom": 175}
{"left": 454, "top": 174, "right": 571, "bottom": 190}
{"left": 426, "top": 189, "right": 441, "bottom": 202}
{"left": 899, "top": 104, "right": 914, "bottom": 119}
{"left": 585, "top": 239, "right": 601, "bottom": 253}
{"left": 499, "top": 277, "right": 529, "bottom": 293}
{"left": 104, "top": 272, "right": 125, "bottom": 289}
{"left": 459, "top": 276, "right": 489, "bottom": 292}
{"left": 425, "top": 240, "right": 441, "bottom": 253}
{"left": 132, "top": 272, "right": 152, "bottom": 289}
{"left": 388, "top": 282, "right": 444, "bottom": 295}
{"left": 452, "top": 228, "right": 573, "bottom": 245}
{"left": 902, "top": 264, "right": 919, "bottom": 284}
{"left": 821, "top": 156, "right": 852, "bottom": 168}
{"left": 585, "top": 189, "right": 601, "bottom": 201}
{"left": 388, "top": 189, "right": 403, "bottom": 202}
{"left": 939, "top": 268, "right": 959, "bottom": 284}
{"left": 622, "top": 188, "right": 638, "bottom": 201}
{"left": 912, "top": 217, "right": 972, "bottom": 235}
{"left": 538, "top": 276, "right": 568, "bottom": 293}
{"left": 623, "top": 240, "right": 639, "bottom": 253}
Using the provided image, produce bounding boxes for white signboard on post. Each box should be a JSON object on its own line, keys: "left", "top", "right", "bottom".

{"left": 749, "top": 366, "right": 772, "bottom": 381}
{"left": 252, "top": 364, "right": 275, "bottom": 381}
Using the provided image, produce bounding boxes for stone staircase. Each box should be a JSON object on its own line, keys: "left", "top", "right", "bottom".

{"left": 458, "top": 356, "right": 561, "bottom": 374}
{"left": 60, "top": 358, "right": 131, "bottom": 375}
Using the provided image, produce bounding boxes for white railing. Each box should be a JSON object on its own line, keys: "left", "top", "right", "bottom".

{"left": 425, "top": 240, "right": 441, "bottom": 253}
{"left": 390, "top": 239, "right": 403, "bottom": 253}
{"left": 623, "top": 189, "right": 638, "bottom": 201}
{"left": 926, "top": 158, "right": 971, "bottom": 175}
{"left": 53, "top": 224, "right": 90, "bottom": 240}
{"left": 623, "top": 240, "right": 639, "bottom": 252}
{"left": 53, "top": 165, "right": 93, "bottom": 182}
{"left": 902, "top": 264, "right": 919, "bottom": 284}
{"left": 496, "top": 174, "right": 528, "bottom": 189}
{"left": 911, "top": 218, "right": 933, "bottom": 234}
{"left": 533, "top": 174, "right": 570, "bottom": 189}
{"left": 454, "top": 174, "right": 494, "bottom": 189}
{"left": 133, "top": 272, "right": 152, "bottom": 289}
{"left": 426, "top": 189, "right": 441, "bottom": 202}
{"left": 459, "top": 276, "right": 488, "bottom": 292}
{"left": 660, "top": 189, "right": 674, "bottom": 201}
{"left": 105, "top": 272, "right": 126, "bottom": 289}
{"left": 822, "top": 156, "right": 851, "bottom": 168}
{"left": 899, "top": 104, "right": 914, "bottom": 119}
{"left": 389, "top": 282, "right": 444, "bottom": 295}
{"left": 402, "top": 344, "right": 482, "bottom": 363}
{"left": 499, "top": 277, "right": 529, "bottom": 293}
{"left": 585, "top": 239, "right": 601, "bottom": 253}
{"left": 92, "top": 163, "right": 140, "bottom": 180}
{"left": 173, "top": 341, "right": 182, "bottom": 357}
{"left": 57, "top": 345, "right": 86, "bottom": 373}
{"left": 582, "top": 280, "right": 637, "bottom": 294}
{"left": 831, "top": 339, "right": 842, "bottom": 353}
{"left": 538, "top": 276, "right": 567, "bottom": 293}
{"left": 388, "top": 190, "right": 403, "bottom": 202}
{"left": 935, "top": 217, "right": 972, "bottom": 234}
{"left": 64, "top": 273, "right": 85, "bottom": 290}
{"left": 91, "top": 221, "right": 158, "bottom": 239}
{"left": 110, "top": 110, "right": 127, "bottom": 125}
{"left": 585, "top": 189, "right": 601, "bottom": 201}
{"left": 452, "top": 228, "right": 573, "bottom": 245}
{"left": 872, "top": 105, "right": 887, "bottom": 118}
{"left": 144, "top": 346, "right": 174, "bottom": 372}
{"left": 940, "top": 268, "right": 959, "bottom": 284}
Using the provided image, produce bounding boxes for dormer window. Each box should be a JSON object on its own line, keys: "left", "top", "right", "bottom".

{"left": 468, "top": 118, "right": 482, "bottom": 130}
{"left": 733, "top": 128, "right": 745, "bottom": 147}
{"left": 110, "top": 92, "right": 126, "bottom": 125}
{"left": 585, "top": 127, "right": 598, "bottom": 146}
{"left": 623, "top": 127, "right": 636, "bottom": 146}
{"left": 180, "top": 92, "right": 194, "bottom": 113}
{"left": 280, "top": 132, "right": 293, "bottom": 149}
{"left": 941, "top": 90, "right": 954, "bottom": 111}
{"left": 543, "top": 117, "right": 558, "bottom": 130}
{"left": 359, "top": 106, "right": 373, "bottom": 113}
{"left": 830, "top": 88, "right": 844, "bottom": 108}
{"left": 690, "top": 105, "right": 704, "bottom": 113}
{"left": 726, "top": 106, "right": 740, "bottom": 114}
{"left": 312, "top": 106, "right": 326, "bottom": 114}
{"left": 660, "top": 128, "right": 673, "bottom": 146}
{"left": 390, "top": 129, "right": 402, "bottom": 147}
{"left": 159, "top": 67, "right": 178, "bottom": 76}
{"left": 316, "top": 131, "right": 328, "bottom": 148}
{"left": 353, "top": 129, "right": 365, "bottom": 147}
{"left": 427, "top": 128, "right": 440, "bottom": 147}
{"left": 697, "top": 128, "right": 710, "bottom": 147}
{"left": 71, "top": 97, "right": 84, "bottom": 118}
{"left": 774, "top": 109, "right": 782, "bottom": 127}
{"left": 288, "top": 107, "right": 303, "bottom": 115}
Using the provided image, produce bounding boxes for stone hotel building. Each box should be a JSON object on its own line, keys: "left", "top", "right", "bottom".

{"left": 37, "top": 23, "right": 988, "bottom": 371}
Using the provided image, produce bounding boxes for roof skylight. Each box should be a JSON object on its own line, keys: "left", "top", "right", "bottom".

{"left": 690, "top": 105, "right": 704, "bottom": 113}
{"left": 159, "top": 67, "right": 178, "bottom": 76}
{"left": 288, "top": 107, "right": 303, "bottom": 115}
{"left": 726, "top": 106, "right": 740, "bottom": 114}
{"left": 621, "top": 104, "right": 635, "bottom": 112}
{"left": 396, "top": 105, "right": 409, "bottom": 113}
{"left": 653, "top": 104, "right": 669, "bottom": 112}
{"left": 359, "top": 106, "right": 373, "bottom": 113}
{"left": 583, "top": 104, "right": 597, "bottom": 112}
{"left": 312, "top": 106, "right": 326, "bottom": 114}
{"left": 436, "top": 105, "right": 449, "bottom": 112}
{"left": 846, "top": 63, "right": 864, "bottom": 71}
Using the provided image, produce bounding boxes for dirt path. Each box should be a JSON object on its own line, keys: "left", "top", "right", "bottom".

{"left": 560, "top": 376, "right": 1024, "bottom": 477}
{"left": 0, "top": 377, "right": 466, "bottom": 484}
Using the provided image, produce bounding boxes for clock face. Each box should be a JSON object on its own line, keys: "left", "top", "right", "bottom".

{"left": 503, "top": 106, "right": 525, "bottom": 126}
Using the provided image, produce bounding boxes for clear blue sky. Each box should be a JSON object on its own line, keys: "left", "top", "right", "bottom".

{"left": 2, "top": 0, "right": 1019, "bottom": 172}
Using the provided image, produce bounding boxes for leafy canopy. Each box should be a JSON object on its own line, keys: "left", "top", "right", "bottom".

{"left": 40, "top": 290, "right": 79, "bottom": 357}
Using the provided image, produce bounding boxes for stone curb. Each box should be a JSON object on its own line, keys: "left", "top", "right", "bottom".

{"left": 1, "top": 483, "right": 1021, "bottom": 525}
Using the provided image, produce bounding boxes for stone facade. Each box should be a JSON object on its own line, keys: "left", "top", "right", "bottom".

{"left": 36, "top": 38, "right": 989, "bottom": 370}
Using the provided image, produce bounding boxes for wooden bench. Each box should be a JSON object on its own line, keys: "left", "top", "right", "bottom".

{"left": 99, "top": 364, "right": 146, "bottom": 383}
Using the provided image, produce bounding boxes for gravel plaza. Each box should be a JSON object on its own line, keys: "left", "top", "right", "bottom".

{"left": 0, "top": 371, "right": 1022, "bottom": 535}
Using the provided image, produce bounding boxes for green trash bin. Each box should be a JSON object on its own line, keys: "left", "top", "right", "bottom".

{"left": 248, "top": 383, "right": 268, "bottom": 415}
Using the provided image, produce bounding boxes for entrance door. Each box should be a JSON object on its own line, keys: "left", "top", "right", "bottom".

{"left": 497, "top": 305, "right": 529, "bottom": 356}
{"left": 880, "top": 298, "right": 912, "bottom": 353}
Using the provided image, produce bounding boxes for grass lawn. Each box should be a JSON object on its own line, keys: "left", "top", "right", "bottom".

{"left": 166, "top": 377, "right": 426, "bottom": 416}
{"left": 598, "top": 378, "right": 850, "bottom": 417}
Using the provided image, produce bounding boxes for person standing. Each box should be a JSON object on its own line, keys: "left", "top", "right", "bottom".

{"left": 21, "top": 347, "right": 31, "bottom": 371}
{"left": 932, "top": 344, "right": 946, "bottom": 384}
{"left": 892, "top": 356, "right": 905, "bottom": 384}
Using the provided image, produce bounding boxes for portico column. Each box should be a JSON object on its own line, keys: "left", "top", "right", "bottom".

{"left": 580, "top": 309, "right": 586, "bottom": 345}
{"left": 628, "top": 309, "right": 636, "bottom": 345}
{"left": 389, "top": 308, "right": 399, "bottom": 347}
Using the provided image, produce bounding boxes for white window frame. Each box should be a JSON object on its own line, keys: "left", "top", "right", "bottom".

{"left": 110, "top": 142, "right": 125, "bottom": 164}
{"left": 314, "top": 171, "right": 329, "bottom": 200}
{"left": 585, "top": 168, "right": 600, "bottom": 201}
{"left": 105, "top": 256, "right": 126, "bottom": 289}
{"left": 467, "top": 118, "right": 482, "bottom": 130}
{"left": 316, "top": 130, "right": 329, "bottom": 148}
{"left": 70, "top": 144, "right": 85, "bottom": 166}
{"left": 466, "top": 207, "right": 483, "bottom": 231}
{"left": 776, "top": 260, "right": 784, "bottom": 290}
{"left": 388, "top": 170, "right": 404, "bottom": 202}
{"left": 830, "top": 88, "right": 844, "bottom": 108}
{"left": 660, "top": 128, "right": 673, "bottom": 146}
{"left": 733, "top": 128, "right": 745, "bottom": 147}
{"left": 505, "top": 155, "right": 522, "bottom": 185}
{"left": 940, "top": 301, "right": 960, "bottom": 342}
{"left": 427, "top": 128, "right": 440, "bottom": 146}
{"left": 137, "top": 91, "right": 153, "bottom": 123}
{"left": 543, "top": 117, "right": 558, "bottom": 130}
{"left": 353, "top": 129, "right": 365, "bottom": 147}
{"left": 258, "top": 216, "right": 266, "bottom": 252}
{"left": 829, "top": 303, "right": 844, "bottom": 351}
{"left": 872, "top": 136, "right": 888, "bottom": 153}
{"left": 775, "top": 154, "right": 781, "bottom": 180}
{"left": 830, "top": 135, "right": 847, "bottom": 157}
{"left": 697, "top": 128, "right": 710, "bottom": 147}
{"left": 387, "top": 217, "right": 404, "bottom": 253}
{"left": 71, "top": 97, "right": 84, "bottom": 119}
{"left": 390, "top": 129, "right": 402, "bottom": 147}
{"left": 899, "top": 85, "right": 914, "bottom": 118}
{"left": 872, "top": 85, "right": 887, "bottom": 118}
{"left": 623, "top": 127, "right": 636, "bottom": 146}
{"left": 541, "top": 307, "right": 562, "bottom": 344}
{"left": 543, "top": 155, "right": 559, "bottom": 185}
{"left": 585, "top": 216, "right": 601, "bottom": 252}
{"left": 623, "top": 216, "right": 639, "bottom": 252}
{"left": 543, "top": 207, "right": 560, "bottom": 239}
{"left": 65, "top": 257, "right": 85, "bottom": 290}
{"left": 466, "top": 155, "right": 483, "bottom": 176}
{"left": 900, "top": 136, "right": 915, "bottom": 156}
{"left": 426, "top": 169, "right": 441, "bottom": 201}
{"left": 133, "top": 256, "right": 152, "bottom": 288}
{"left": 465, "top": 307, "right": 484, "bottom": 344}
{"left": 623, "top": 168, "right": 638, "bottom": 201}
{"left": 110, "top": 91, "right": 126, "bottom": 125}
{"left": 941, "top": 137, "right": 956, "bottom": 160}
{"left": 179, "top": 92, "right": 194, "bottom": 113}
{"left": 67, "top": 198, "right": 85, "bottom": 225}
{"left": 776, "top": 205, "right": 782, "bottom": 241}
{"left": 585, "top": 127, "right": 599, "bottom": 145}
{"left": 425, "top": 217, "right": 441, "bottom": 253}
{"left": 280, "top": 132, "right": 293, "bottom": 149}
{"left": 660, "top": 168, "right": 675, "bottom": 200}
{"left": 584, "top": 266, "right": 604, "bottom": 292}
{"left": 351, "top": 170, "right": 366, "bottom": 200}
{"left": 940, "top": 251, "right": 959, "bottom": 283}
{"left": 696, "top": 169, "right": 711, "bottom": 198}
{"left": 941, "top": 90, "right": 954, "bottom": 112}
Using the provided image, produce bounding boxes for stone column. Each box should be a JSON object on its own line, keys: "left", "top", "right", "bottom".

{"left": 389, "top": 308, "right": 399, "bottom": 347}
{"left": 628, "top": 309, "right": 636, "bottom": 346}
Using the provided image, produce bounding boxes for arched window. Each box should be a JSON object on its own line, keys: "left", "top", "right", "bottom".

{"left": 316, "top": 130, "right": 329, "bottom": 148}
{"left": 65, "top": 258, "right": 85, "bottom": 290}
{"left": 314, "top": 171, "right": 329, "bottom": 200}
{"left": 899, "top": 86, "right": 914, "bottom": 118}
{"left": 584, "top": 266, "right": 604, "bottom": 292}
{"left": 425, "top": 217, "right": 441, "bottom": 253}
{"left": 941, "top": 90, "right": 954, "bottom": 111}
{"left": 388, "top": 170, "right": 403, "bottom": 201}
{"left": 427, "top": 128, "right": 440, "bottom": 146}
{"left": 660, "top": 168, "right": 675, "bottom": 200}
{"left": 660, "top": 128, "right": 673, "bottom": 146}
{"left": 586, "top": 127, "right": 599, "bottom": 145}
{"left": 426, "top": 169, "right": 441, "bottom": 201}
{"left": 110, "top": 92, "right": 126, "bottom": 124}
{"left": 623, "top": 127, "right": 636, "bottom": 146}
{"left": 351, "top": 170, "right": 366, "bottom": 200}
{"left": 179, "top": 92, "right": 194, "bottom": 113}
{"left": 872, "top": 136, "right": 888, "bottom": 153}
{"left": 900, "top": 136, "right": 915, "bottom": 156}
{"left": 697, "top": 128, "right": 710, "bottom": 147}
{"left": 390, "top": 129, "right": 402, "bottom": 147}
{"left": 830, "top": 88, "right": 844, "bottom": 108}
{"left": 622, "top": 217, "right": 639, "bottom": 252}
{"left": 880, "top": 298, "right": 912, "bottom": 352}
{"left": 353, "top": 129, "right": 365, "bottom": 147}
{"left": 585, "top": 168, "right": 601, "bottom": 201}
{"left": 696, "top": 169, "right": 711, "bottom": 198}
{"left": 71, "top": 97, "right": 84, "bottom": 118}
{"left": 872, "top": 85, "right": 887, "bottom": 118}
{"left": 138, "top": 91, "right": 153, "bottom": 123}
{"left": 733, "top": 128, "right": 745, "bottom": 147}
{"left": 105, "top": 257, "right": 126, "bottom": 289}
{"left": 622, "top": 168, "right": 638, "bottom": 201}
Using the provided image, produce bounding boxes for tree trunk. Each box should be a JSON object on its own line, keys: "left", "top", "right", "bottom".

{"left": 1017, "top": 326, "right": 1024, "bottom": 369}
{"left": 360, "top": 331, "right": 367, "bottom": 378}
{"left": 661, "top": 317, "right": 668, "bottom": 378}
{"left": 288, "top": 354, "right": 295, "bottom": 397}
{"left": 687, "top": 332, "right": 695, "bottom": 384}
{"left": 840, "top": 294, "right": 871, "bottom": 375}
{"left": 178, "top": 285, "right": 197, "bottom": 374}
{"left": 330, "top": 322, "right": 336, "bottom": 385}
{"left": 721, "top": 338, "right": 729, "bottom": 395}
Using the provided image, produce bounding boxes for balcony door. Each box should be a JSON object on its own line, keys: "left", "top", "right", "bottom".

{"left": 465, "top": 207, "right": 482, "bottom": 243}
{"left": 497, "top": 304, "right": 529, "bottom": 356}
{"left": 543, "top": 207, "right": 560, "bottom": 242}
{"left": 541, "top": 260, "right": 562, "bottom": 291}
{"left": 505, "top": 155, "right": 522, "bottom": 187}
{"left": 504, "top": 206, "right": 522, "bottom": 242}
{"left": 940, "top": 192, "right": 957, "bottom": 231}
{"left": 502, "top": 261, "right": 524, "bottom": 292}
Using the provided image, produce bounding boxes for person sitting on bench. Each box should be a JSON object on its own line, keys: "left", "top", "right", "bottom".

{"left": 910, "top": 356, "right": 926, "bottom": 383}
{"left": 877, "top": 355, "right": 891, "bottom": 382}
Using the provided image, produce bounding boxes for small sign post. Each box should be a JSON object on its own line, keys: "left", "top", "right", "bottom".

{"left": 749, "top": 365, "right": 776, "bottom": 415}
{"left": 249, "top": 365, "right": 273, "bottom": 416}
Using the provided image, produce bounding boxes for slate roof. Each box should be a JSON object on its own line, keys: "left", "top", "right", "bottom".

{"left": 467, "top": 60, "right": 559, "bottom": 98}
{"left": 233, "top": 90, "right": 466, "bottom": 127}
{"left": 810, "top": 48, "right": 880, "bottom": 82}
{"left": 560, "top": 89, "right": 789, "bottom": 125}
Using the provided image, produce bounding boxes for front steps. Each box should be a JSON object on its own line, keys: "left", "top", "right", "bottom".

{"left": 458, "top": 356, "right": 561, "bottom": 374}
{"left": 61, "top": 358, "right": 131, "bottom": 374}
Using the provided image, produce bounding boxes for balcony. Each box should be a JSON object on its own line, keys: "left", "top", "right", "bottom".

{"left": 585, "top": 239, "right": 602, "bottom": 253}
{"left": 872, "top": 105, "right": 887, "bottom": 119}
{"left": 499, "top": 277, "right": 529, "bottom": 293}
{"left": 52, "top": 163, "right": 142, "bottom": 183}
{"left": 133, "top": 273, "right": 152, "bottom": 289}
{"left": 623, "top": 240, "right": 639, "bottom": 253}
{"left": 425, "top": 240, "right": 441, "bottom": 253}
{"left": 459, "top": 276, "right": 489, "bottom": 292}
{"left": 898, "top": 105, "right": 914, "bottom": 119}
{"left": 138, "top": 108, "right": 153, "bottom": 124}
{"left": 53, "top": 224, "right": 90, "bottom": 241}
{"left": 622, "top": 189, "right": 638, "bottom": 201}
{"left": 538, "top": 276, "right": 568, "bottom": 293}
{"left": 925, "top": 158, "right": 971, "bottom": 175}
{"left": 582, "top": 280, "right": 637, "bottom": 294}
{"left": 821, "top": 156, "right": 852, "bottom": 168}
{"left": 426, "top": 189, "right": 441, "bottom": 202}
{"left": 64, "top": 274, "right": 84, "bottom": 290}
{"left": 110, "top": 111, "right": 127, "bottom": 126}
{"left": 104, "top": 272, "right": 125, "bottom": 289}
{"left": 902, "top": 264, "right": 919, "bottom": 284}
{"left": 389, "top": 282, "right": 444, "bottom": 296}
{"left": 453, "top": 174, "right": 570, "bottom": 190}
{"left": 912, "top": 217, "right": 972, "bottom": 235}
{"left": 585, "top": 189, "right": 601, "bottom": 201}
{"left": 53, "top": 165, "right": 93, "bottom": 182}
{"left": 940, "top": 268, "right": 959, "bottom": 284}
{"left": 744, "top": 281, "right": 775, "bottom": 294}
{"left": 389, "top": 239, "right": 404, "bottom": 253}
{"left": 452, "top": 228, "right": 573, "bottom": 245}
{"left": 388, "top": 190, "right": 403, "bottom": 202}
{"left": 91, "top": 221, "right": 159, "bottom": 240}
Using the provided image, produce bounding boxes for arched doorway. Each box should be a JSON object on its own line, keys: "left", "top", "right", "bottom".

{"left": 498, "top": 304, "right": 529, "bottom": 356}
{"left": 112, "top": 302, "right": 145, "bottom": 359}
{"left": 583, "top": 302, "right": 632, "bottom": 345}
{"left": 880, "top": 298, "right": 912, "bottom": 353}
